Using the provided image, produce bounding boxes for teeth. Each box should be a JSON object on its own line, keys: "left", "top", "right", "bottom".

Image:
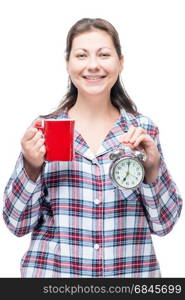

{"left": 84, "top": 76, "right": 105, "bottom": 80}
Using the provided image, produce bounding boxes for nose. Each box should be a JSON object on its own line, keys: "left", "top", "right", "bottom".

{"left": 86, "top": 55, "right": 100, "bottom": 71}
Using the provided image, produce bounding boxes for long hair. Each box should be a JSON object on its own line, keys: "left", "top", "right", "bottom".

{"left": 42, "top": 18, "right": 138, "bottom": 118}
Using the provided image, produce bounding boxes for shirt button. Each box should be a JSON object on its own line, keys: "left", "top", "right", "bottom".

{"left": 94, "top": 244, "right": 100, "bottom": 250}
{"left": 92, "top": 159, "right": 98, "bottom": 165}
{"left": 94, "top": 198, "right": 100, "bottom": 205}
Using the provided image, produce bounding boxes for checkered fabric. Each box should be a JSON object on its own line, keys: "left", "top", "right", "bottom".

{"left": 3, "top": 108, "right": 182, "bottom": 277}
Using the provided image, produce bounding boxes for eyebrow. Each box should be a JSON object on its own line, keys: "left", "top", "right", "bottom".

{"left": 73, "top": 47, "right": 112, "bottom": 52}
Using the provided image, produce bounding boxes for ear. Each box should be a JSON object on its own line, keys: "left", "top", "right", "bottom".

{"left": 119, "top": 55, "right": 124, "bottom": 73}
{"left": 66, "top": 58, "right": 69, "bottom": 73}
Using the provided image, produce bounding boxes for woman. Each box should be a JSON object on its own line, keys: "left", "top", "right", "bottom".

{"left": 3, "top": 18, "right": 182, "bottom": 278}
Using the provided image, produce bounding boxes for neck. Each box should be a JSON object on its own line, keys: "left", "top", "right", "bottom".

{"left": 70, "top": 93, "right": 119, "bottom": 120}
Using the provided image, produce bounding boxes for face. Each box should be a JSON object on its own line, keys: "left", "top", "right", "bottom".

{"left": 66, "top": 30, "right": 123, "bottom": 98}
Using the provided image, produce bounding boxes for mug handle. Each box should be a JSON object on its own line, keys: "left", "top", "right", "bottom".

{"left": 34, "top": 119, "right": 45, "bottom": 133}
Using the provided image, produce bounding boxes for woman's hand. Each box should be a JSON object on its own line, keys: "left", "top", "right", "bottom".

{"left": 21, "top": 126, "right": 46, "bottom": 181}
{"left": 119, "top": 126, "right": 161, "bottom": 183}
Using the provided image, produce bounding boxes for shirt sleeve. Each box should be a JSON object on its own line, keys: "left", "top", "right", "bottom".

{"left": 3, "top": 153, "right": 45, "bottom": 237}
{"left": 139, "top": 126, "right": 182, "bottom": 236}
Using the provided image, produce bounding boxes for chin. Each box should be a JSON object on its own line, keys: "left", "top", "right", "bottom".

{"left": 82, "top": 86, "right": 109, "bottom": 96}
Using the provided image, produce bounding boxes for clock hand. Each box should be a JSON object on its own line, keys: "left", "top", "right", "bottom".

{"left": 129, "top": 173, "right": 138, "bottom": 180}
{"left": 122, "top": 161, "right": 133, "bottom": 182}
{"left": 127, "top": 161, "right": 131, "bottom": 173}
{"left": 129, "top": 174, "right": 135, "bottom": 178}
{"left": 122, "top": 169, "right": 130, "bottom": 182}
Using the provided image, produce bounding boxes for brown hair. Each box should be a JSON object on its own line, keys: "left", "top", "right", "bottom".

{"left": 43, "top": 18, "right": 137, "bottom": 118}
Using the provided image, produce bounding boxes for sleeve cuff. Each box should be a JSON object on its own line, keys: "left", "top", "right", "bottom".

{"left": 139, "top": 159, "right": 170, "bottom": 204}
{"left": 14, "top": 153, "right": 43, "bottom": 194}
{"left": 141, "top": 158, "right": 167, "bottom": 189}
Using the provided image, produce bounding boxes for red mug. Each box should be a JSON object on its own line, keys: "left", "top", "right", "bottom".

{"left": 34, "top": 119, "right": 75, "bottom": 161}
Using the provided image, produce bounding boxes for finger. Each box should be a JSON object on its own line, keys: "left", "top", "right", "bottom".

{"left": 27, "top": 130, "right": 44, "bottom": 147}
{"left": 125, "top": 126, "right": 136, "bottom": 141}
{"left": 133, "top": 133, "right": 152, "bottom": 148}
{"left": 27, "top": 141, "right": 46, "bottom": 161}
{"left": 33, "top": 137, "right": 45, "bottom": 150}
{"left": 33, "top": 144, "right": 46, "bottom": 158}
{"left": 130, "top": 128, "right": 147, "bottom": 144}
{"left": 120, "top": 126, "right": 136, "bottom": 143}
{"left": 39, "top": 145, "right": 46, "bottom": 155}
{"left": 22, "top": 126, "right": 38, "bottom": 142}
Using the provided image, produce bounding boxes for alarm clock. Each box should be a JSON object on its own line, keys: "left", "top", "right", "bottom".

{"left": 109, "top": 146, "right": 147, "bottom": 189}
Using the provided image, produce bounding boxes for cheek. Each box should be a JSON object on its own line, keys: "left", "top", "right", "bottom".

{"left": 67, "top": 66, "right": 77, "bottom": 76}
{"left": 101, "top": 60, "right": 121, "bottom": 76}
{"left": 67, "top": 61, "right": 85, "bottom": 76}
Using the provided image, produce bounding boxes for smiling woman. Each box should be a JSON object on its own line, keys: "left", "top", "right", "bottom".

{"left": 66, "top": 30, "right": 123, "bottom": 98}
{"left": 43, "top": 18, "right": 137, "bottom": 117}
{"left": 3, "top": 18, "right": 182, "bottom": 278}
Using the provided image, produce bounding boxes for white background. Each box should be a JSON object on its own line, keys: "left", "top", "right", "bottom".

{"left": 0, "top": 0, "right": 184, "bottom": 277}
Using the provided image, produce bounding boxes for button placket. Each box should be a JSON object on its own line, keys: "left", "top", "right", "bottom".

{"left": 94, "top": 243, "right": 99, "bottom": 250}
{"left": 94, "top": 198, "right": 100, "bottom": 205}
{"left": 92, "top": 161, "right": 104, "bottom": 276}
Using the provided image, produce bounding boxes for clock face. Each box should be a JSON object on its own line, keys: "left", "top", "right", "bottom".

{"left": 112, "top": 157, "right": 144, "bottom": 189}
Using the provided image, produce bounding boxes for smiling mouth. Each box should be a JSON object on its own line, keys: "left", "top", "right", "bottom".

{"left": 82, "top": 75, "right": 106, "bottom": 80}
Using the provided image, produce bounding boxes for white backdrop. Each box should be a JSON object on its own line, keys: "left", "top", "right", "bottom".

{"left": 0, "top": 0, "right": 184, "bottom": 277}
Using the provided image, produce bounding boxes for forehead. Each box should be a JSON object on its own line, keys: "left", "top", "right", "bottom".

{"left": 71, "top": 29, "right": 115, "bottom": 51}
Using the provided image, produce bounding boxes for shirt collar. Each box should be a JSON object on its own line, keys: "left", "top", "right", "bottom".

{"left": 57, "top": 107, "right": 137, "bottom": 160}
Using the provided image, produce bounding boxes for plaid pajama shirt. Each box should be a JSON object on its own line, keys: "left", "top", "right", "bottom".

{"left": 3, "top": 108, "right": 182, "bottom": 277}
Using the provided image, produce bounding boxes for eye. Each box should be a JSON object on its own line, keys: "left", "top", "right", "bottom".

{"left": 76, "top": 54, "right": 87, "bottom": 59}
{"left": 99, "top": 53, "right": 110, "bottom": 58}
